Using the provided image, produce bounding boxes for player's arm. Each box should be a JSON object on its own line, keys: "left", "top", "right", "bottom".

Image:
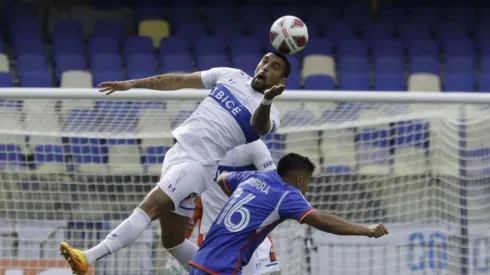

{"left": 217, "top": 171, "right": 254, "bottom": 197}
{"left": 251, "top": 86, "right": 283, "bottom": 135}
{"left": 302, "top": 212, "right": 387, "bottom": 238}
{"left": 217, "top": 173, "right": 233, "bottom": 197}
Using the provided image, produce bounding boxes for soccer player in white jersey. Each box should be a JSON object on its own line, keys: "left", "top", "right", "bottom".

{"left": 59, "top": 52, "right": 291, "bottom": 275}
{"left": 186, "top": 139, "right": 280, "bottom": 275}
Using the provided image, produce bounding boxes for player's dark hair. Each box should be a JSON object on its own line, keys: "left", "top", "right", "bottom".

{"left": 272, "top": 51, "right": 291, "bottom": 78}
{"left": 277, "top": 153, "right": 316, "bottom": 177}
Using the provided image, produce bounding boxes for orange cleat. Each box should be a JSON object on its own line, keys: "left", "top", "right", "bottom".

{"left": 60, "top": 242, "right": 89, "bottom": 275}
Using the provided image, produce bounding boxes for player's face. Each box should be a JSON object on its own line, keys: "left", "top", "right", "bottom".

{"left": 251, "top": 53, "right": 287, "bottom": 92}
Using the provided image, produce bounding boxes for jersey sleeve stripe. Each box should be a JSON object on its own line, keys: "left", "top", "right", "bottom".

{"left": 223, "top": 175, "right": 231, "bottom": 193}
{"left": 189, "top": 261, "right": 221, "bottom": 275}
{"left": 298, "top": 208, "right": 317, "bottom": 223}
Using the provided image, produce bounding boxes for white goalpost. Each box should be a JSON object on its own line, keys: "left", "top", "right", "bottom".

{"left": 0, "top": 88, "right": 489, "bottom": 275}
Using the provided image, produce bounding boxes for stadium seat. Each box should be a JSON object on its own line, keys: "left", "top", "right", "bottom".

{"left": 70, "top": 138, "right": 109, "bottom": 174}
{"left": 92, "top": 20, "right": 125, "bottom": 42}
{"left": 344, "top": 3, "right": 371, "bottom": 29}
{"left": 213, "top": 23, "right": 245, "bottom": 44}
{"left": 0, "top": 109, "right": 24, "bottom": 147}
{"left": 61, "top": 109, "right": 98, "bottom": 131}
{"left": 55, "top": 54, "right": 87, "bottom": 81}
{"left": 285, "top": 73, "right": 301, "bottom": 90}
{"left": 5, "top": 2, "right": 34, "bottom": 22}
{"left": 375, "top": 57, "right": 404, "bottom": 74}
{"left": 169, "top": 4, "right": 200, "bottom": 25}
{"left": 9, "top": 18, "right": 41, "bottom": 39}
{"left": 237, "top": 5, "right": 269, "bottom": 27}
{"left": 412, "top": 6, "right": 441, "bottom": 30}
{"left": 18, "top": 71, "right": 52, "bottom": 87}
{"left": 34, "top": 144, "right": 65, "bottom": 174}
{"left": 161, "top": 54, "right": 193, "bottom": 73}
{"left": 108, "top": 144, "right": 144, "bottom": 174}
{"left": 231, "top": 54, "right": 260, "bottom": 77}
{"left": 444, "top": 73, "right": 474, "bottom": 92}
{"left": 377, "top": 4, "right": 408, "bottom": 31}
{"left": 302, "top": 55, "right": 336, "bottom": 79}
{"left": 0, "top": 144, "right": 24, "bottom": 170}
{"left": 337, "top": 39, "right": 368, "bottom": 59}
{"left": 138, "top": 108, "right": 174, "bottom": 149}
{"left": 145, "top": 146, "right": 168, "bottom": 175}
{"left": 363, "top": 22, "right": 393, "bottom": 46}
{"left": 479, "top": 74, "right": 490, "bottom": 92}
{"left": 61, "top": 71, "right": 93, "bottom": 88}
{"left": 444, "top": 4, "right": 475, "bottom": 31}
{"left": 438, "top": 22, "right": 467, "bottom": 42}
{"left": 322, "top": 128, "right": 356, "bottom": 174}
{"left": 90, "top": 53, "right": 122, "bottom": 73}
{"left": 400, "top": 23, "right": 430, "bottom": 45}
{"left": 410, "top": 57, "right": 439, "bottom": 74}
{"left": 127, "top": 54, "right": 158, "bottom": 77}
{"left": 197, "top": 54, "right": 228, "bottom": 70}
{"left": 0, "top": 38, "right": 4, "bottom": 53}
{"left": 301, "top": 38, "right": 332, "bottom": 56}
{"left": 52, "top": 19, "right": 83, "bottom": 38}
{"left": 272, "top": 5, "right": 305, "bottom": 21}
{"left": 138, "top": 19, "right": 170, "bottom": 48}
{"left": 25, "top": 112, "right": 63, "bottom": 147}
{"left": 339, "top": 73, "right": 370, "bottom": 90}
{"left": 408, "top": 40, "right": 439, "bottom": 59}
{"left": 445, "top": 56, "right": 474, "bottom": 74}
{"left": 12, "top": 36, "right": 45, "bottom": 57}
{"left": 160, "top": 37, "right": 191, "bottom": 55}
{"left": 339, "top": 56, "right": 369, "bottom": 75}
{"left": 0, "top": 54, "right": 9, "bottom": 73}
{"left": 393, "top": 121, "right": 429, "bottom": 176}
{"left": 407, "top": 73, "right": 441, "bottom": 92}
{"left": 52, "top": 37, "right": 84, "bottom": 61}
{"left": 230, "top": 37, "right": 262, "bottom": 56}
{"left": 375, "top": 72, "right": 405, "bottom": 91}
{"left": 92, "top": 71, "right": 124, "bottom": 87}
{"left": 0, "top": 73, "right": 13, "bottom": 87}
{"left": 195, "top": 37, "right": 226, "bottom": 56}
{"left": 17, "top": 54, "right": 48, "bottom": 72}
{"left": 204, "top": 4, "right": 234, "bottom": 24}
{"left": 124, "top": 36, "right": 154, "bottom": 59}
{"left": 134, "top": 3, "right": 165, "bottom": 23}
{"left": 176, "top": 23, "right": 206, "bottom": 44}
{"left": 88, "top": 37, "right": 119, "bottom": 57}
{"left": 373, "top": 39, "right": 403, "bottom": 59}
{"left": 481, "top": 57, "right": 490, "bottom": 75}
{"left": 442, "top": 39, "right": 474, "bottom": 58}
{"left": 304, "top": 75, "right": 335, "bottom": 90}
{"left": 305, "top": 5, "right": 337, "bottom": 31}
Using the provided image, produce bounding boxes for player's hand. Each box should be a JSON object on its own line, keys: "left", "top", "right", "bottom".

{"left": 366, "top": 224, "right": 388, "bottom": 238}
{"left": 98, "top": 81, "right": 133, "bottom": 95}
{"left": 263, "top": 84, "right": 285, "bottom": 100}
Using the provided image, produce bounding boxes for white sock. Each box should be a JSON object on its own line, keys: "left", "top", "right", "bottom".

{"left": 167, "top": 239, "right": 199, "bottom": 271}
{"left": 84, "top": 208, "right": 151, "bottom": 265}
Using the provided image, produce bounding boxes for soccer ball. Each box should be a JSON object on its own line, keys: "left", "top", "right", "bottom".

{"left": 269, "top": 15, "right": 309, "bottom": 55}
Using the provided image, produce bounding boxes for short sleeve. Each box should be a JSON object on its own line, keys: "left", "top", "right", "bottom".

{"left": 249, "top": 140, "right": 276, "bottom": 171}
{"left": 200, "top": 67, "right": 230, "bottom": 89}
{"left": 268, "top": 106, "right": 281, "bottom": 134}
{"left": 278, "top": 190, "right": 317, "bottom": 223}
{"left": 223, "top": 171, "right": 255, "bottom": 193}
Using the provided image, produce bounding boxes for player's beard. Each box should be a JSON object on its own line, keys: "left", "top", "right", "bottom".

{"left": 251, "top": 73, "right": 266, "bottom": 93}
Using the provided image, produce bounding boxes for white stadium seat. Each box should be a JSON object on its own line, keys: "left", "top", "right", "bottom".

{"left": 302, "top": 55, "right": 336, "bottom": 80}
{"left": 60, "top": 70, "right": 93, "bottom": 88}
{"left": 408, "top": 73, "right": 441, "bottom": 92}
{"left": 0, "top": 54, "right": 10, "bottom": 73}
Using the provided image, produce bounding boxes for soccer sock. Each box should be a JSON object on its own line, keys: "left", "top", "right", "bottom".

{"left": 85, "top": 208, "right": 151, "bottom": 265}
{"left": 167, "top": 239, "right": 199, "bottom": 271}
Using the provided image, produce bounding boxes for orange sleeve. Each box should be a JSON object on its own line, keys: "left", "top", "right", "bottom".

{"left": 186, "top": 196, "right": 203, "bottom": 239}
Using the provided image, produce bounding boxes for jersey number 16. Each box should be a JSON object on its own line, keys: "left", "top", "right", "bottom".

{"left": 217, "top": 188, "right": 256, "bottom": 232}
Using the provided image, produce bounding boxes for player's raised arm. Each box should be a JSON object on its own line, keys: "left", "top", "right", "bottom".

{"left": 302, "top": 211, "right": 388, "bottom": 238}
{"left": 98, "top": 72, "right": 206, "bottom": 95}
{"left": 217, "top": 171, "right": 255, "bottom": 197}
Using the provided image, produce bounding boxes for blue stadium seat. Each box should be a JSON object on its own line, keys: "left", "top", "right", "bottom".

{"left": 0, "top": 73, "right": 13, "bottom": 87}
{"left": 17, "top": 54, "right": 48, "bottom": 72}
{"left": 55, "top": 54, "right": 87, "bottom": 81}
{"left": 231, "top": 54, "right": 260, "bottom": 76}
{"left": 88, "top": 37, "right": 119, "bottom": 57}
{"left": 160, "top": 37, "right": 191, "bottom": 55}
{"left": 170, "top": 4, "right": 200, "bottom": 25}
{"left": 326, "top": 22, "right": 355, "bottom": 44}
{"left": 34, "top": 145, "right": 64, "bottom": 165}
{"left": 408, "top": 40, "right": 439, "bottom": 59}
{"left": 53, "top": 19, "right": 83, "bottom": 38}
{"left": 377, "top": 4, "right": 407, "bottom": 31}
{"left": 438, "top": 22, "right": 467, "bottom": 42}
{"left": 305, "top": 5, "right": 337, "bottom": 31}
{"left": 479, "top": 74, "right": 490, "bottom": 92}
{"left": 304, "top": 75, "right": 335, "bottom": 90}
{"left": 99, "top": 109, "right": 138, "bottom": 133}
{"left": 9, "top": 18, "right": 41, "bottom": 39}
{"left": 127, "top": 54, "right": 158, "bottom": 77}
{"left": 144, "top": 146, "right": 167, "bottom": 166}
{"left": 203, "top": 4, "right": 234, "bottom": 24}
{"left": 400, "top": 23, "right": 431, "bottom": 45}
{"left": 238, "top": 5, "right": 269, "bottom": 26}
{"left": 18, "top": 71, "right": 52, "bottom": 87}
{"left": 373, "top": 39, "right": 402, "bottom": 59}
{"left": 92, "top": 20, "right": 125, "bottom": 42}
{"left": 412, "top": 6, "right": 441, "bottom": 30}
{"left": 272, "top": 5, "right": 305, "bottom": 21}
{"left": 176, "top": 23, "right": 206, "bottom": 44}
{"left": 197, "top": 54, "right": 228, "bottom": 70}
{"left": 12, "top": 36, "right": 45, "bottom": 56}
{"left": 339, "top": 73, "right": 369, "bottom": 90}
{"left": 363, "top": 22, "right": 393, "bottom": 46}
{"left": 337, "top": 39, "right": 368, "bottom": 58}
{"left": 71, "top": 138, "right": 108, "bottom": 165}
{"left": 91, "top": 53, "right": 122, "bottom": 73}
{"left": 286, "top": 73, "right": 300, "bottom": 90}
{"left": 161, "top": 54, "right": 193, "bottom": 73}
{"left": 481, "top": 57, "right": 490, "bottom": 75}
{"left": 282, "top": 109, "right": 316, "bottom": 127}
{"left": 394, "top": 121, "right": 428, "bottom": 149}
{"left": 0, "top": 144, "right": 23, "bottom": 168}
{"left": 344, "top": 4, "right": 371, "bottom": 29}
{"left": 52, "top": 37, "right": 84, "bottom": 61}
{"left": 442, "top": 39, "right": 474, "bottom": 58}
{"left": 5, "top": 2, "right": 34, "bottom": 21}
{"left": 444, "top": 4, "right": 475, "bottom": 31}
{"left": 444, "top": 73, "right": 474, "bottom": 92}
{"left": 0, "top": 38, "right": 4, "bottom": 53}
{"left": 301, "top": 38, "right": 332, "bottom": 56}
{"left": 213, "top": 23, "right": 245, "bottom": 44}
{"left": 445, "top": 56, "right": 473, "bottom": 74}
{"left": 195, "top": 37, "right": 226, "bottom": 56}
{"left": 62, "top": 110, "right": 98, "bottom": 132}
{"left": 249, "top": 23, "right": 270, "bottom": 43}
{"left": 92, "top": 71, "right": 124, "bottom": 87}
{"left": 134, "top": 3, "right": 165, "bottom": 23}
{"left": 339, "top": 57, "right": 369, "bottom": 74}
{"left": 375, "top": 72, "right": 405, "bottom": 91}
{"left": 230, "top": 37, "right": 262, "bottom": 56}
{"left": 357, "top": 128, "right": 390, "bottom": 169}
{"left": 124, "top": 36, "right": 154, "bottom": 59}
{"left": 375, "top": 57, "right": 404, "bottom": 73}
{"left": 476, "top": 24, "right": 490, "bottom": 51}
{"left": 410, "top": 56, "right": 439, "bottom": 74}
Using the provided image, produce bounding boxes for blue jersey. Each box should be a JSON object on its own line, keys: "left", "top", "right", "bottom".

{"left": 190, "top": 170, "right": 317, "bottom": 275}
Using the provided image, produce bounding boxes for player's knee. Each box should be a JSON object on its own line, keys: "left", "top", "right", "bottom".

{"left": 138, "top": 187, "right": 174, "bottom": 219}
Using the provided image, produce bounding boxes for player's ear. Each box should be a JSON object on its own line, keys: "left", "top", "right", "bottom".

{"left": 296, "top": 176, "right": 302, "bottom": 188}
{"left": 281, "top": 77, "right": 287, "bottom": 85}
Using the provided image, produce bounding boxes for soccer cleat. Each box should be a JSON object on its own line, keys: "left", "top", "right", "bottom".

{"left": 60, "top": 242, "right": 89, "bottom": 275}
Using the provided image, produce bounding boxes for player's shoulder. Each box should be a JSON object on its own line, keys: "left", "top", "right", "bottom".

{"left": 210, "top": 67, "right": 245, "bottom": 76}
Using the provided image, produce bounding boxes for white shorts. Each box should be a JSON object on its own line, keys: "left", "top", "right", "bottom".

{"left": 157, "top": 143, "right": 217, "bottom": 217}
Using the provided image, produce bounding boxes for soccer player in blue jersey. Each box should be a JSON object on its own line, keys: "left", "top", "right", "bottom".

{"left": 189, "top": 153, "right": 389, "bottom": 275}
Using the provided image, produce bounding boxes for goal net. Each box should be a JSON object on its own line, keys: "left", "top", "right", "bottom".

{"left": 0, "top": 91, "right": 489, "bottom": 275}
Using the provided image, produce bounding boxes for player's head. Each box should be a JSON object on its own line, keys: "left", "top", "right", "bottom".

{"left": 277, "top": 153, "right": 316, "bottom": 194}
{"left": 251, "top": 52, "right": 291, "bottom": 92}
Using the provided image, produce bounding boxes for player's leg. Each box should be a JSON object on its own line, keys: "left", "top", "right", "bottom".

{"left": 244, "top": 235, "right": 280, "bottom": 275}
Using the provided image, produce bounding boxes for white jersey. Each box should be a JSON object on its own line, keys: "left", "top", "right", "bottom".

{"left": 172, "top": 68, "right": 281, "bottom": 166}
{"left": 200, "top": 139, "right": 276, "bottom": 234}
